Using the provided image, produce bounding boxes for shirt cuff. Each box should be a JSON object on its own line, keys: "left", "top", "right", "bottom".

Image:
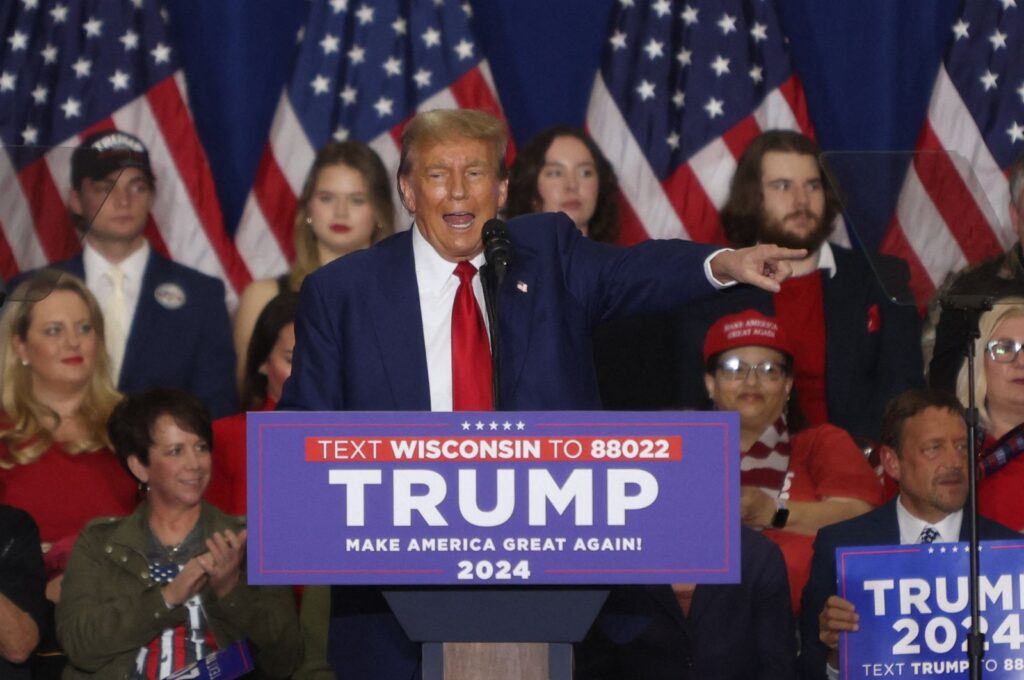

{"left": 703, "top": 248, "right": 738, "bottom": 289}
{"left": 827, "top": 661, "right": 840, "bottom": 680}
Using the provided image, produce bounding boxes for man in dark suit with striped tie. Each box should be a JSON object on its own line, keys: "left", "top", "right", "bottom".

{"left": 798, "top": 389, "right": 1018, "bottom": 680}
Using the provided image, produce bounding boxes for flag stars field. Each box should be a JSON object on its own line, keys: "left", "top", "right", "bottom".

{"left": 422, "top": 27, "right": 441, "bottom": 47}
{"left": 320, "top": 33, "right": 340, "bottom": 54}
{"left": 83, "top": 17, "right": 103, "bottom": 38}
{"left": 8, "top": 30, "right": 27, "bottom": 50}
{"left": 120, "top": 30, "right": 139, "bottom": 50}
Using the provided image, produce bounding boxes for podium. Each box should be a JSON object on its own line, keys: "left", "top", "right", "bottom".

{"left": 385, "top": 588, "right": 607, "bottom": 679}
{"left": 249, "top": 410, "right": 739, "bottom": 679}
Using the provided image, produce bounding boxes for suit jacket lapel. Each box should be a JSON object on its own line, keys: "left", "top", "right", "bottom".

{"left": 371, "top": 233, "right": 430, "bottom": 410}
{"left": 823, "top": 249, "right": 859, "bottom": 410}
{"left": 876, "top": 498, "right": 903, "bottom": 544}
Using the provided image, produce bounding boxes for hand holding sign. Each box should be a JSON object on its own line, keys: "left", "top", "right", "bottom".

{"left": 819, "top": 595, "right": 859, "bottom": 667}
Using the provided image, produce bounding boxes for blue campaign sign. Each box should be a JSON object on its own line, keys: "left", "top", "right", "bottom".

{"left": 837, "top": 540, "right": 1024, "bottom": 679}
{"left": 247, "top": 410, "right": 739, "bottom": 585}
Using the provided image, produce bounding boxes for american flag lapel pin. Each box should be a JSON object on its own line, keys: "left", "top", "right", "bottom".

{"left": 516, "top": 281, "right": 529, "bottom": 293}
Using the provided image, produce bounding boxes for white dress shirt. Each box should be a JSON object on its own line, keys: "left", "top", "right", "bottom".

{"left": 412, "top": 226, "right": 490, "bottom": 412}
{"left": 411, "top": 226, "right": 735, "bottom": 411}
{"left": 895, "top": 497, "right": 963, "bottom": 545}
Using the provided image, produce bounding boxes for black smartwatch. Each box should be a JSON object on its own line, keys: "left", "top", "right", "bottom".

{"left": 770, "top": 499, "right": 789, "bottom": 529}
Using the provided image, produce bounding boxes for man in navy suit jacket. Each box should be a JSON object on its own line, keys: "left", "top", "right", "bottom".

{"left": 799, "top": 389, "right": 1018, "bottom": 680}
{"left": 12, "top": 130, "right": 237, "bottom": 418}
{"left": 575, "top": 528, "right": 796, "bottom": 680}
{"left": 279, "top": 108, "right": 808, "bottom": 680}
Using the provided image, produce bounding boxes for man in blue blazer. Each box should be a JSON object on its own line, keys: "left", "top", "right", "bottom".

{"left": 11, "top": 130, "right": 237, "bottom": 418}
{"left": 280, "top": 108, "right": 807, "bottom": 680}
{"left": 798, "top": 389, "right": 1018, "bottom": 680}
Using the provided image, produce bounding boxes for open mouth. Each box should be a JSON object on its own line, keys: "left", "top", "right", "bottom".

{"left": 444, "top": 212, "right": 475, "bottom": 229}
{"left": 329, "top": 223, "right": 351, "bottom": 233}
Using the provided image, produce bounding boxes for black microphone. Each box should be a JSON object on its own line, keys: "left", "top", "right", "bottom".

{"left": 482, "top": 218, "right": 513, "bottom": 285}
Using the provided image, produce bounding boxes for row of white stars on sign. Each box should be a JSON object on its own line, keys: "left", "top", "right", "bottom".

{"left": 460, "top": 421, "right": 527, "bottom": 431}
{"left": 926, "top": 544, "right": 980, "bottom": 553}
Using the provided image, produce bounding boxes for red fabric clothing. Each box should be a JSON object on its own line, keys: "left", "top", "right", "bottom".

{"left": 0, "top": 442, "right": 138, "bottom": 545}
{"left": 978, "top": 434, "right": 1024, "bottom": 532}
{"left": 759, "top": 424, "right": 884, "bottom": 613}
{"left": 206, "top": 398, "right": 275, "bottom": 515}
{"left": 775, "top": 272, "right": 829, "bottom": 426}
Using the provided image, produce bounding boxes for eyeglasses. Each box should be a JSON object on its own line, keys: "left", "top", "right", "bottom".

{"left": 715, "top": 357, "right": 789, "bottom": 382}
{"left": 986, "top": 339, "right": 1024, "bottom": 363}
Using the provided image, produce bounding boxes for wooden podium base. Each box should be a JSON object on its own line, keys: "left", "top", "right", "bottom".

{"left": 423, "top": 642, "right": 572, "bottom": 680}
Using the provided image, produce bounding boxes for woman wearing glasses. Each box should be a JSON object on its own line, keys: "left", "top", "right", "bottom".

{"left": 956, "top": 298, "right": 1024, "bottom": 531}
{"left": 703, "top": 310, "right": 883, "bottom": 612}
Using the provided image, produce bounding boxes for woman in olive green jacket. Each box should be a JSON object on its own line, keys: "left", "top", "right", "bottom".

{"left": 56, "top": 389, "right": 301, "bottom": 679}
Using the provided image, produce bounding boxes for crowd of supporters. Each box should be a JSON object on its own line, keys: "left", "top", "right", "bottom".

{"left": 0, "top": 118, "right": 1021, "bottom": 680}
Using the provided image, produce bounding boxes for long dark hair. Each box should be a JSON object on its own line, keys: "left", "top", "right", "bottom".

{"left": 719, "top": 130, "right": 842, "bottom": 247}
{"left": 506, "top": 126, "right": 621, "bottom": 244}
{"left": 240, "top": 292, "right": 298, "bottom": 409}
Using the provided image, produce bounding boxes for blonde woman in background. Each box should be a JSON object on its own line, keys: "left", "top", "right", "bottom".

{"left": 0, "top": 271, "right": 135, "bottom": 602}
{"left": 956, "top": 297, "right": 1024, "bottom": 531}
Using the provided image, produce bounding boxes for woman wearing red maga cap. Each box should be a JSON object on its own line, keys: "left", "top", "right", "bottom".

{"left": 703, "top": 309, "right": 883, "bottom": 612}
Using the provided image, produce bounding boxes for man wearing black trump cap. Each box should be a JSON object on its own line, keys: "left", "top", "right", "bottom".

{"left": 16, "top": 129, "right": 236, "bottom": 418}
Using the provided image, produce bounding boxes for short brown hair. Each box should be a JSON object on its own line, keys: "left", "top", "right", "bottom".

{"left": 506, "top": 126, "right": 620, "bottom": 243}
{"left": 879, "top": 389, "right": 966, "bottom": 455}
{"left": 720, "top": 130, "right": 842, "bottom": 247}
{"left": 108, "top": 388, "right": 212, "bottom": 476}
{"left": 398, "top": 109, "right": 508, "bottom": 190}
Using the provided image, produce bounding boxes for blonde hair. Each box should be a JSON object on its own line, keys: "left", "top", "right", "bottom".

{"left": 0, "top": 271, "right": 122, "bottom": 467}
{"left": 956, "top": 296, "right": 1024, "bottom": 429}
{"left": 397, "top": 108, "right": 508, "bottom": 199}
{"left": 289, "top": 141, "right": 396, "bottom": 291}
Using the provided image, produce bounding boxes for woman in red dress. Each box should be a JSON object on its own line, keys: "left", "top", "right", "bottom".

{"left": 0, "top": 272, "right": 135, "bottom": 601}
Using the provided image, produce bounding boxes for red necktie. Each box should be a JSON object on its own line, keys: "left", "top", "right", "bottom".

{"left": 451, "top": 261, "right": 493, "bottom": 410}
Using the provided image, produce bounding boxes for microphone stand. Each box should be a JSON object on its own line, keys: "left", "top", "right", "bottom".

{"left": 480, "top": 264, "right": 502, "bottom": 410}
{"left": 942, "top": 294, "right": 993, "bottom": 680}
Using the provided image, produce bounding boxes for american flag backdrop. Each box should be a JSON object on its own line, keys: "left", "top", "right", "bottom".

{"left": 585, "top": 0, "right": 819, "bottom": 247}
{"left": 0, "top": 0, "right": 248, "bottom": 300}
{"left": 235, "top": 0, "right": 507, "bottom": 281}
{"left": 881, "top": 1, "right": 1023, "bottom": 309}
